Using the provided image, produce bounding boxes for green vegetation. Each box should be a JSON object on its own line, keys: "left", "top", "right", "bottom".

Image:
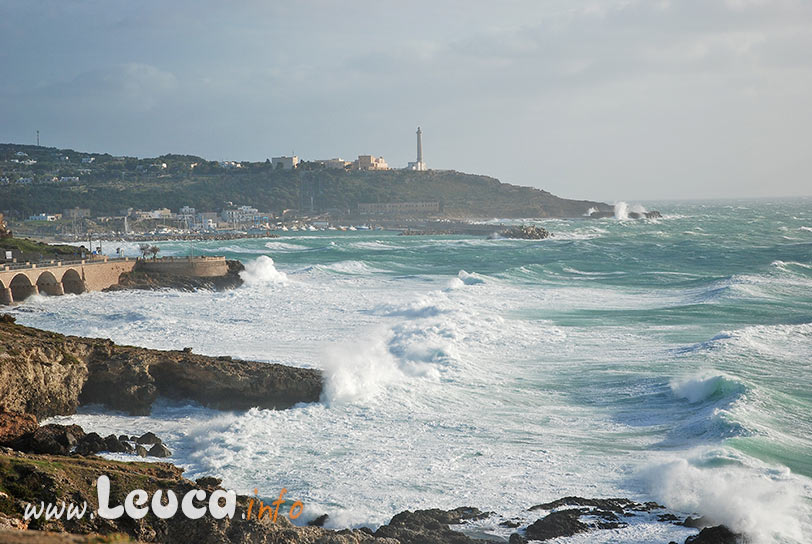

{"left": 0, "top": 237, "right": 80, "bottom": 259}
{"left": 0, "top": 143, "right": 608, "bottom": 218}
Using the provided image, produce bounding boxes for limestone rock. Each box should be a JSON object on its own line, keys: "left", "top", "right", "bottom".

{"left": 0, "top": 316, "right": 322, "bottom": 417}
{"left": 0, "top": 409, "right": 38, "bottom": 444}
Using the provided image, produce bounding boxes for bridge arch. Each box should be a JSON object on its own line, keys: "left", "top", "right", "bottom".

{"left": 10, "top": 273, "right": 38, "bottom": 301}
{"left": 61, "top": 268, "right": 86, "bottom": 295}
{"left": 36, "top": 271, "right": 65, "bottom": 296}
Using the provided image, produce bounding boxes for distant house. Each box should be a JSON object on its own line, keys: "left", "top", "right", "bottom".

{"left": 15, "top": 151, "right": 28, "bottom": 157}
{"left": 271, "top": 156, "right": 299, "bottom": 170}
{"left": 81, "top": 157, "right": 95, "bottom": 164}
{"left": 28, "top": 213, "right": 61, "bottom": 222}
{"left": 353, "top": 155, "right": 389, "bottom": 171}
{"left": 219, "top": 161, "right": 242, "bottom": 169}
{"left": 17, "top": 177, "right": 33, "bottom": 185}
{"left": 58, "top": 176, "right": 80, "bottom": 183}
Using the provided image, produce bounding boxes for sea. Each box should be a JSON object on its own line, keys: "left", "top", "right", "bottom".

{"left": 9, "top": 199, "right": 812, "bottom": 543}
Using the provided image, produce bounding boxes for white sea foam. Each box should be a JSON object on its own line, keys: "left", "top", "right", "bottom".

{"left": 239, "top": 255, "right": 288, "bottom": 285}
{"left": 645, "top": 456, "right": 805, "bottom": 543}
{"left": 670, "top": 373, "right": 742, "bottom": 404}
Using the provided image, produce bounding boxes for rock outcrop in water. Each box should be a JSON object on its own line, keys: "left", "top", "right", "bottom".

{"left": 497, "top": 225, "right": 552, "bottom": 240}
{"left": 0, "top": 314, "right": 322, "bottom": 419}
{"left": 588, "top": 210, "right": 662, "bottom": 219}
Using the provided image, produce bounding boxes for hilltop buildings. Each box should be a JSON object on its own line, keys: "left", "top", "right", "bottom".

{"left": 270, "top": 126, "right": 427, "bottom": 172}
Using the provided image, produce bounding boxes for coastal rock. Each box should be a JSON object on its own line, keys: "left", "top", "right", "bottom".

{"left": 74, "top": 432, "right": 105, "bottom": 455}
{"left": 684, "top": 525, "right": 742, "bottom": 544}
{"left": 0, "top": 317, "right": 323, "bottom": 418}
{"left": 135, "top": 445, "right": 147, "bottom": 457}
{"left": 497, "top": 225, "right": 552, "bottom": 240}
{"left": 136, "top": 432, "right": 161, "bottom": 445}
{"left": 374, "top": 507, "right": 492, "bottom": 544}
{"left": 103, "top": 434, "right": 128, "bottom": 453}
{"left": 8, "top": 424, "right": 85, "bottom": 455}
{"left": 309, "top": 514, "right": 329, "bottom": 527}
{"left": 195, "top": 476, "right": 222, "bottom": 489}
{"left": 148, "top": 443, "right": 172, "bottom": 458}
{"left": 0, "top": 410, "right": 39, "bottom": 444}
{"left": 524, "top": 509, "right": 589, "bottom": 541}
{"left": 0, "top": 450, "right": 397, "bottom": 544}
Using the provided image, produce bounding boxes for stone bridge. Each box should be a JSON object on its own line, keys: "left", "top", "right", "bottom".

{"left": 0, "top": 257, "right": 136, "bottom": 305}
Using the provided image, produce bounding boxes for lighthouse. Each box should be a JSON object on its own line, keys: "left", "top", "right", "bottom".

{"left": 408, "top": 127, "right": 427, "bottom": 171}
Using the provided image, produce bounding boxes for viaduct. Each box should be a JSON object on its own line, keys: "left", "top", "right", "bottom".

{"left": 0, "top": 256, "right": 229, "bottom": 305}
{"left": 0, "top": 257, "right": 137, "bottom": 305}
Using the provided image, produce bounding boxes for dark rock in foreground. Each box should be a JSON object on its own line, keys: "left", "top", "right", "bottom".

{"left": 0, "top": 315, "right": 322, "bottom": 418}
{"left": 374, "top": 507, "right": 493, "bottom": 544}
{"left": 685, "top": 525, "right": 744, "bottom": 544}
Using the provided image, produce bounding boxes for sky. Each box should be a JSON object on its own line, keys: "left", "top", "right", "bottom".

{"left": 1, "top": 0, "right": 811, "bottom": 201}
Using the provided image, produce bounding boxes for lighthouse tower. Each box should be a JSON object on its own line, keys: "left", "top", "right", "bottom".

{"left": 408, "top": 127, "right": 427, "bottom": 171}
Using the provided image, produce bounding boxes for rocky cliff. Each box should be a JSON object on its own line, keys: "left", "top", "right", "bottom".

{"left": 0, "top": 315, "right": 321, "bottom": 419}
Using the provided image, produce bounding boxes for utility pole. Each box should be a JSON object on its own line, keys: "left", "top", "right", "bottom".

{"left": 36, "top": 130, "right": 40, "bottom": 146}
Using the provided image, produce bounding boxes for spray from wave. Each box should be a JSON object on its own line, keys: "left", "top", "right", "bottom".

{"left": 239, "top": 255, "right": 288, "bottom": 286}
{"left": 644, "top": 457, "right": 804, "bottom": 543}
{"left": 614, "top": 201, "right": 648, "bottom": 220}
{"left": 670, "top": 373, "right": 744, "bottom": 404}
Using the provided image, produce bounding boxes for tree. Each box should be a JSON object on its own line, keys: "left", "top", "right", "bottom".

{"left": 138, "top": 243, "right": 150, "bottom": 259}
{"left": 149, "top": 245, "right": 160, "bottom": 260}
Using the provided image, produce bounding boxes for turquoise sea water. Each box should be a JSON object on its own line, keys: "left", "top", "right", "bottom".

{"left": 13, "top": 198, "right": 812, "bottom": 543}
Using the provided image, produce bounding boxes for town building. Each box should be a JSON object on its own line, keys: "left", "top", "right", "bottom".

{"left": 272, "top": 156, "right": 299, "bottom": 170}
{"left": 358, "top": 201, "right": 440, "bottom": 215}
{"left": 353, "top": 155, "right": 389, "bottom": 171}
{"left": 27, "top": 213, "right": 62, "bottom": 222}
{"left": 149, "top": 208, "right": 173, "bottom": 219}
{"left": 63, "top": 207, "right": 91, "bottom": 219}
{"left": 196, "top": 212, "right": 219, "bottom": 230}
{"left": 313, "top": 158, "right": 350, "bottom": 170}
{"left": 221, "top": 205, "right": 261, "bottom": 224}
{"left": 178, "top": 206, "right": 196, "bottom": 227}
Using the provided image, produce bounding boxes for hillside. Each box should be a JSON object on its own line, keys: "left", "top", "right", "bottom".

{"left": 0, "top": 143, "right": 609, "bottom": 218}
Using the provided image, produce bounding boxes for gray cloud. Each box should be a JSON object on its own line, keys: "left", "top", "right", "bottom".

{"left": 1, "top": 0, "right": 810, "bottom": 199}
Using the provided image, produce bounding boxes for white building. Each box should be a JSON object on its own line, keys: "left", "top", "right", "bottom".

{"left": 221, "top": 205, "right": 260, "bottom": 224}
{"left": 313, "top": 158, "right": 350, "bottom": 170}
{"left": 272, "top": 156, "right": 299, "bottom": 170}
{"left": 353, "top": 155, "right": 389, "bottom": 171}
{"left": 28, "top": 213, "right": 59, "bottom": 222}
{"left": 149, "top": 208, "right": 173, "bottom": 219}
{"left": 219, "top": 161, "right": 242, "bottom": 169}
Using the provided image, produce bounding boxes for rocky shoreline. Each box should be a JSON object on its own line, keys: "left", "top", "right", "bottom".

{"left": 0, "top": 315, "right": 321, "bottom": 418}
{"left": 0, "top": 316, "right": 743, "bottom": 543}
